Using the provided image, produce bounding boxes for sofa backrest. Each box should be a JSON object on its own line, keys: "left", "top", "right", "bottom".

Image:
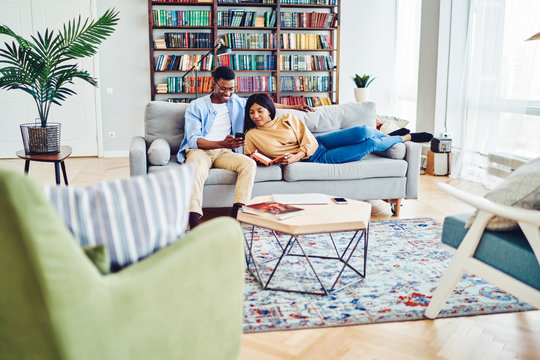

{"left": 145, "top": 101, "right": 189, "bottom": 154}
{"left": 275, "top": 101, "right": 376, "bottom": 134}
{"left": 144, "top": 100, "right": 377, "bottom": 153}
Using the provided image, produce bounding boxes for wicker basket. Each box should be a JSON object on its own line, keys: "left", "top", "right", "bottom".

{"left": 20, "top": 122, "right": 61, "bottom": 155}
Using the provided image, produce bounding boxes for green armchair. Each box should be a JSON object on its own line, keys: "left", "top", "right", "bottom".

{"left": 0, "top": 169, "right": 245, "bottom": 360}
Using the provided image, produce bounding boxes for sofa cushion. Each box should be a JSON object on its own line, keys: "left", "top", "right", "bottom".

{"left": 145, "top": 101, "right": 189, "bottom": 154}
{"left": 443, "top": 213, "right": 540, "bottom": 290}
{"left": 43, "top": 166, "right": 194, "bottom": 271}
{"left": 282, "top": 155, "right": 408, "bottom": 182}
{"left": 276, "top": 101, "right": 376, "bottom": 134}
{"left": 147, "top": 138, "right": 171, "bottom": 166}
{"left": 149, "top": 160, "right": 282, "bottom": 184}
{"left": 374, "top": 142, "right": 406, "bottom": 159}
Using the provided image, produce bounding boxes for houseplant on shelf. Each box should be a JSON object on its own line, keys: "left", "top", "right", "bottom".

{"left": 0, "top": 9, "right": 119, "bottom": 154}
{"left": 352, "top": 73, "right": 375, "bottom": 102}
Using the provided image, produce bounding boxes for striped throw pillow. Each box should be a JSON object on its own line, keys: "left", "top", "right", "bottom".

{"left": 42, "top": 165, "right": 194, "bottom": 270}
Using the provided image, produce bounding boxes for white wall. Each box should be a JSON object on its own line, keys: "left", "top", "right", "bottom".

{"left": 339, "top": 0, "right": 397, "bottom": 113}
{"left": 96, "top": 0, "right": 150, "bottom": 156}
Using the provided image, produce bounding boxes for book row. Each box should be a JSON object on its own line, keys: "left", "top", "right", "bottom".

{"left": 152, "top": 10, "right": 211, "bottom": 27}
{"left": 223, "top": 33, "right": 276, "bottom": 49}
{"left": 279, "top": 0, "right": 337, "bottom": 4}
{"left": 217, "top": 0, "right": 273, "bottom": 3}
{"left": 281, "top": 33, "right": 332, "bottom": 49}
{"left": 166, "top": 95, "right": 332, "bottom": 107}
{"left": 217, "top": 0, "right": 336, "bottom": 3}
{"left": 217, "top": 10, "right": 276, "bottom": 27}
{"left": 155, "top": 54, "right": 215, "bottom": 71}
{"left": 154, "top": 0, "right": 335, "bottom": 3}
{"left": 236, "top": 76, "right": 276, "bottom": 92}
{"left": 160, "top": 76, "right": 214, "bottom": 94}
{"left": 161, "top": 32, "right": 213, "bottom": 49}
{"left": 279, "top": 95, "right": 332, "bottom": 107}
{"left": 159, "top": 75, "right": 276, "bottom": 93}
{"left": 280, "top": 75, "right": 331, "bottom": 91}
{"left": 280, "top": 54, "right": 334, "bottom": 70}
{"left": 280, "top": 11, "right": 337, "bottom": 28}
{"left": 217, "top": 54, "right": 277, "bottom": 70}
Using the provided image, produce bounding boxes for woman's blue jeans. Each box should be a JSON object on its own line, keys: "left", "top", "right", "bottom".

{"left": 308, "top": 126, "right": 403, "bottom": 164}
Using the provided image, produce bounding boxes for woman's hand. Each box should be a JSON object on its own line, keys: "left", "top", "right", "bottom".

{"left": 293, "top": 104, "right": 315, "bottom": 112}
{"left": 275, "top": 152, "right": 304, "bottom": 165}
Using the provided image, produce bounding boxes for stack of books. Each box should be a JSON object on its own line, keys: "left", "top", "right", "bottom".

{"left": 156, "top": 83, "right": 168, "bottom": 94}
{"left": 242, "top": 202, "right": 305, "bottom": 220}
{"left": 154, "top": 38, "right": 167, "bottom": 49}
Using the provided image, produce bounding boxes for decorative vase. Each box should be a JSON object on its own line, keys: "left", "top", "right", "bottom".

{"left": 354, "top": 88, "right": 370, "bottom": 102}
{"left": 20, "top": 122, "right": 61, "bottom": 154}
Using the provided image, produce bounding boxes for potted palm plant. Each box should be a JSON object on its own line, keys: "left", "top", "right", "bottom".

{"left": 352, "top": 73, "right": 376, "bottom": 102}
{"left": 0, "top": 9, "right": 119, "bottom": 154}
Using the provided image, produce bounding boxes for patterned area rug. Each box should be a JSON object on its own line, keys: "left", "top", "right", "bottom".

{"left": 242, "top": 218, "right": 534, "bottom": 333}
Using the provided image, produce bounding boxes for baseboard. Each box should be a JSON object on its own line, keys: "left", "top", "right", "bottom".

{"left": 102, "top": 150, "right": 129, "bottom": 158}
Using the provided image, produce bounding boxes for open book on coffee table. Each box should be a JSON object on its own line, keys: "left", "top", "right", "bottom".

{"left": 241, "top": 201, "right": 305, "bottom": 220}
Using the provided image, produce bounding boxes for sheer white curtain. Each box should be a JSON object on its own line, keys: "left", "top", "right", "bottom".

{"left": 390, "top": 0, "right": 421, "bottom": 128}
{"left": 450, "top": 0, "right": 540, "bottom": 187}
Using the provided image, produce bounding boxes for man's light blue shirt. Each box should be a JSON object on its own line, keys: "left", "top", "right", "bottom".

{"left": 176, "top": 93, "right": 247, "bottom": 163}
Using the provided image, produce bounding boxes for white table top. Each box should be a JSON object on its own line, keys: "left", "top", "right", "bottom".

{"left": 237, "top": 194, "right": 371, "bottom": 235}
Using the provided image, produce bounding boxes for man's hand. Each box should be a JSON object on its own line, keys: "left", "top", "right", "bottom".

{"left": 275, "top": 152, "right": 304, "bottom": 165}
{"left": 220, "top": 134, "right": 245, "bottom": 149}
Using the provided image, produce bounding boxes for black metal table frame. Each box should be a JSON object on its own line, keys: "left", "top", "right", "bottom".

{"left": 244, "top": 224, "right": 369, "bottom": 296}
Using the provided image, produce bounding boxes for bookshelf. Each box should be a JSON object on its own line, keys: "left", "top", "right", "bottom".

{"left": 148, "top": 0, "right": 340, "bottom": 106}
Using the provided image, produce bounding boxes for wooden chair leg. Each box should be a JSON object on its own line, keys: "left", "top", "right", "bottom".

{"left": 425, "top": 211, "right": 493, "bottom": 319}
{"left": 385, "top": 198, "right": 402, "bottom": 216}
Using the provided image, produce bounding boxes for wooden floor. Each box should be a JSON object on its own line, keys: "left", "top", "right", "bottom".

{"left": 1, "top": 157, "right": 539, "bottom": 359}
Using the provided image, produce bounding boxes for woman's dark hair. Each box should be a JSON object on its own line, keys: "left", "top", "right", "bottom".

{"left": 212, "top": 66, "right": 235, "bottom": 81}
{"left": 244, "top": 93, "right": 276, "bottom": 132}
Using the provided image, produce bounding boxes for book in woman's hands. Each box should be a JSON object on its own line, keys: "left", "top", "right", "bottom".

{"left": 241, "top": 201, "right": 305, "bottom": 220}
{"left": 251, "top": 150, "right": 288, "bottom": 166}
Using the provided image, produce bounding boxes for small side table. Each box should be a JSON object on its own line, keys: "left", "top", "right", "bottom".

{"left": 16, "top": 145, "right": 72, "bottom": 185}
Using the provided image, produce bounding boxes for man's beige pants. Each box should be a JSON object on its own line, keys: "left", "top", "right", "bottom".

{"left": 185, "top": 148, "right": 256, "bottom": 216}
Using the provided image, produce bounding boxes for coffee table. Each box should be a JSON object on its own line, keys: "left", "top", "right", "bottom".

{"left": 237, "top": 194, "right": 371, "bottom": 295}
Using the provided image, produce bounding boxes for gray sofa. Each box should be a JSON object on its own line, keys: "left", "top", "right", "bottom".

{"left": 130, "top": 101, "right": 422, "bottom": 215}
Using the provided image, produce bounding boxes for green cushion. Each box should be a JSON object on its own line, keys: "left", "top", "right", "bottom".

{"left": 443, "top": 213, "right": 540, "bottom": 290}
{"left": 83, "top": 245, "right": 111, "bottom": 275}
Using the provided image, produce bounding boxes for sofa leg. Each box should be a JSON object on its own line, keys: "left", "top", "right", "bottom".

{"left": 385, "top": 198, "right": 402, "bottom": 217}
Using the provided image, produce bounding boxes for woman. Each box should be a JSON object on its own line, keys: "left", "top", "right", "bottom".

{"left": 243, "top": 93, "right": 432, "bottom": 165}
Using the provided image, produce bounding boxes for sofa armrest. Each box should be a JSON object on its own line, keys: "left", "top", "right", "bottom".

{"left": 130, "top": 136, "right": 148, "bottom": 176}
{"left": 404, "top": 142, "right": 421, "bottom": 199}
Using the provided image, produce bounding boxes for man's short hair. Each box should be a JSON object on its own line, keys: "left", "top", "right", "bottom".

{"left": 212, "top": 66, "right": 235, "bottom": 81}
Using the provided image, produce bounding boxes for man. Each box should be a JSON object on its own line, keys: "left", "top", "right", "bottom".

{"left": 177, "top": 66, "right": 313, "bottom": 228}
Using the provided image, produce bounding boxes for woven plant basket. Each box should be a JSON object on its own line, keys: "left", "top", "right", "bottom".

{"left": 20, "top": 122, "right": 61, "bottom": 154}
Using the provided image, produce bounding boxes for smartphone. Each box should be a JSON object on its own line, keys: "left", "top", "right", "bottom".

{"left": 235, "top": 132, "right": 245, "bottom": 140}
{"left": 331, "top": 197, "right": 348, "bottom": 205}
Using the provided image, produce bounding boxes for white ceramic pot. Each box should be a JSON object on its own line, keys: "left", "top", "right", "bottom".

{"left": 354, "top": 87, "right": 370, "bottom": 102}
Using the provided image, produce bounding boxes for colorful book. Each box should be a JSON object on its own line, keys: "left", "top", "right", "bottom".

{"left": 250, "top": 150, "right": 287, "bottom": 166}
{"left": 241, "top": 201, "right": 305, "bottom": 220}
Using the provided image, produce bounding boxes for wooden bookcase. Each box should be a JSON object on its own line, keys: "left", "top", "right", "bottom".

{"left": 147, "top": 0, "right": 340, "bottom": 106}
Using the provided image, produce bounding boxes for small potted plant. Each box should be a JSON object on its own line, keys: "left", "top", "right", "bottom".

{"left": 352, "top": 73, "right": 375, "bottom": 102}
{"left": 0, "top": 9, "right": 119, "bottom": 154}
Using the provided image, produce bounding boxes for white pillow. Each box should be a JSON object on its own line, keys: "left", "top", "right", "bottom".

{"left": 42, "top": 165, "right": 194, "bottom": 270}
{"left": 148, "top": 138, "right": 171, "bottom": 166}
{"left": 466, "top": 157, "right": 540, "bottom": 230}
{"left": 376, "top": 115, "right": 410, "bottom": 134}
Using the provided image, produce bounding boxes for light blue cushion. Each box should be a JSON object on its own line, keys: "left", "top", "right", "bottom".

{"left": 43, "top": 166, "right": 194, "bottom": 271}
{"left": 442, "top": 213, "right": 540, "bottom": 290}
